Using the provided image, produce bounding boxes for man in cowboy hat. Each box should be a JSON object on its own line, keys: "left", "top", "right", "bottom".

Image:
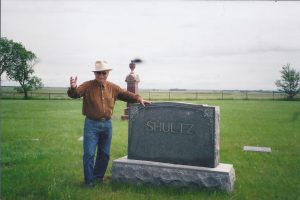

{"left": 68, "top": 60, "right": 151, "bottom": 187}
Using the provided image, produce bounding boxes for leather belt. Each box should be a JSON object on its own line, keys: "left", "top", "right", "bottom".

{"left": 86, "top": 117, "right": 111, "bottom": 121}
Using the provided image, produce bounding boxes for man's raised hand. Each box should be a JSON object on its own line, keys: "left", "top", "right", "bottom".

{"left": 70, "top": 76, "right": 77, "bottom": 88}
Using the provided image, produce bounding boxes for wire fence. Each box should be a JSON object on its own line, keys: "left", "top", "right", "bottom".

{"left": 1, "top": 88, "right": 299, "bottom": 100}
{"left": 141, "top": 90, "right": 293, "bottom": 100}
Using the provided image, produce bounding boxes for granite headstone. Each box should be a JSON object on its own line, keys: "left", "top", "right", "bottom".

{"left": 112, "top": 102, "right": 235, "bottom": 192}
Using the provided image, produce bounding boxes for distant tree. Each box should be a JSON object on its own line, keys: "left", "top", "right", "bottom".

{"left": 0, "top": 37, "right": 22, "bottom": 86}
{"left": 275, "top": 63, "right": 300, "bottom": 100}
{"left": 1, "top": 38, "right": 43, "bottom": 98}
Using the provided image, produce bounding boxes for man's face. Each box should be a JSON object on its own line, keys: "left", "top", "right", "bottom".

{"left": 94, "top": 70, "right": 109, "bottom": 84}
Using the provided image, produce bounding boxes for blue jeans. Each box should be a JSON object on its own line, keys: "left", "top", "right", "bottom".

{"left": 83, "top": 118, "right": 112, "bottom": 184}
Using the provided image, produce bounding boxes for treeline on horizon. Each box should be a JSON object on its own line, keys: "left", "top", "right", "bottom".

{"left": 0, "top": 85, "right": 278, "bottom": 93}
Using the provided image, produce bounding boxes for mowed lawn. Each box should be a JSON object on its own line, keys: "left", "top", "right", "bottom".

{"left": 1, "top": 99, "right": 299, "bottom": 200}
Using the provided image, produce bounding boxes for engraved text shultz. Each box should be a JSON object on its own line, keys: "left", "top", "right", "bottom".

{"left": 145, "top": 121, "right": 194, "bottom": 134}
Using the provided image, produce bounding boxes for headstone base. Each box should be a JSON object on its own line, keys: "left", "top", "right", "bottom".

{"left": 121, "top": 115, "right": 128, "bottom": 120}
{"left": 121, "top": 108, "right": 129, "bottom": 120}
{"left": 112, "top": 156, "right": 235, "bottom": 192}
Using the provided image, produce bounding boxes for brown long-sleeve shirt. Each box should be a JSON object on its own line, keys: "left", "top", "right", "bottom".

{"left": 67, "top": 80, "right": 141, "bottom": 120}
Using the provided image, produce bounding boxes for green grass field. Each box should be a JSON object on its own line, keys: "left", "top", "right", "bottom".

{"left": 1, "top": 99, "right": 300, "bottom": 200}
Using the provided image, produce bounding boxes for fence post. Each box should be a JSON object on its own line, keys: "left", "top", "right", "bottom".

{"left": 169, "top": 91, "right": 171, "bottom": 100}
{"left": 49, "top": 93, "right": 51, "bottom": 100}
{"left": 196, "top": 92, "right": 198, "bottom": 100}
{"left": 148, "top": 91, "right": 151, "bottom": 100}
{"left": 272, "top": 91, "right": 275, "bottom": 100}
{"left": 221, "top": 90, "right": 224, "bottom": 100}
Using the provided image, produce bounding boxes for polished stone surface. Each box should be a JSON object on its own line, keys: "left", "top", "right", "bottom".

{"left": 128, "top": 102, "right": 220, "bottom": 168}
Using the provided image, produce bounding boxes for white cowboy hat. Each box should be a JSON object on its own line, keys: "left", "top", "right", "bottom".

{"left": 92, "top": 60, "right": 112, "bottom": 72}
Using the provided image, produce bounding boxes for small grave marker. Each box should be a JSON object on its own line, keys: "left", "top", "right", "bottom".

{"left": 243, "top": 146, "right": 272, "bottom": 153}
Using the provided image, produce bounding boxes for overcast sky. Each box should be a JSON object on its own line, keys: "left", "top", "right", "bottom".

{"left": 2, "top": 0, "right": 300, "bottom": 90}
